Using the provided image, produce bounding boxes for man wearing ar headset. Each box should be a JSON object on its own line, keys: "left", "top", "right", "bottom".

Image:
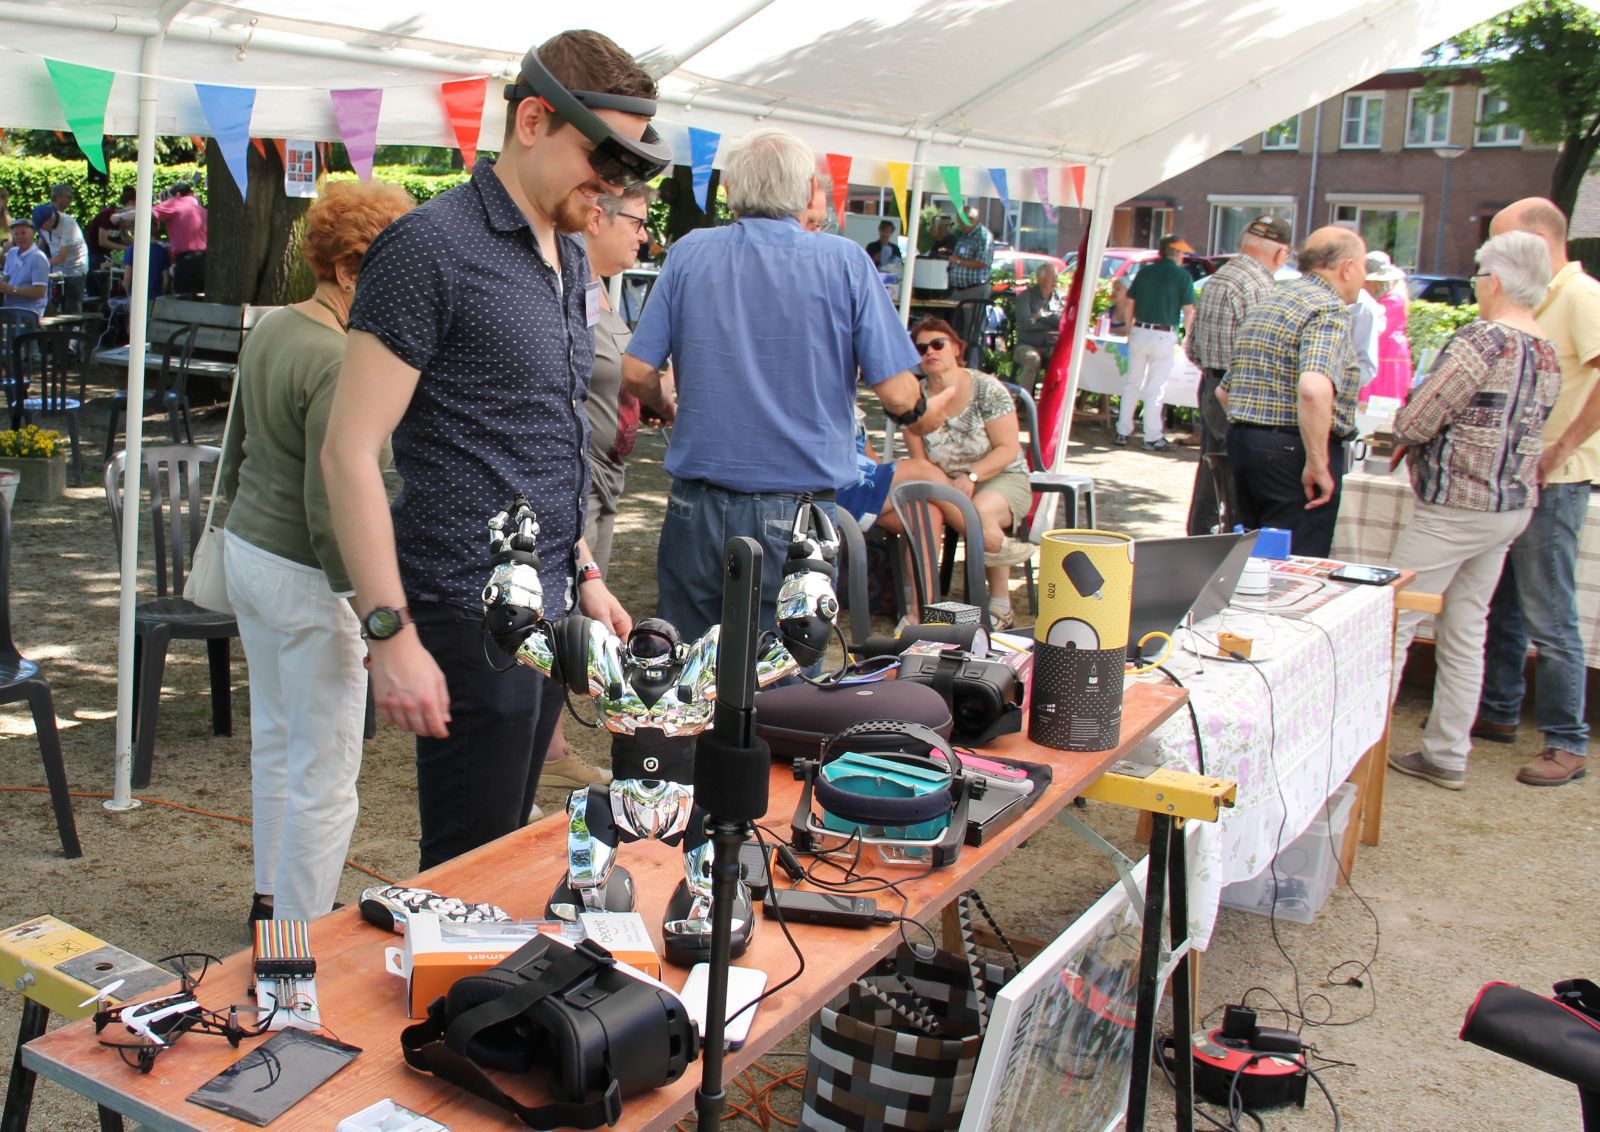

{"left": 323, "top": 30, "right": 669, "bottom": 869}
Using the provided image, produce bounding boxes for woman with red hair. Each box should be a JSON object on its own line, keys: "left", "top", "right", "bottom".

{"left": 219, "top": 179, "right": 414, "bottom": 928}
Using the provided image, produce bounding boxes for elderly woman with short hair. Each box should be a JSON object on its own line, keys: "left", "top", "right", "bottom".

{"left": 1385, "top": 231, "right": 1561, "bottom": 791}
{"left": 220, "top": 179, "right": 414, "bottom": 925}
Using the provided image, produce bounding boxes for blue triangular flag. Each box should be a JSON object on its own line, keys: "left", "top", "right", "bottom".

{"left": 988, "top": 168, "right": 1011, "bottom": 215}
{"left": 688, "top": 127, "right": 719, "bottom": 213}
{"left": 195, "top": 84, "right": 256, "bottom": 200}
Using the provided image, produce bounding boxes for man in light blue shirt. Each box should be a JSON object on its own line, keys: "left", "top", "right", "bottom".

{"left": 623, "top": 127, "right": 948, "bottom": 638}
{"left": 0, "top": 217, "right": 50, "bottom": 319}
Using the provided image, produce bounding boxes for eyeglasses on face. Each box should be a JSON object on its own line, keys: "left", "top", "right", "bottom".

{"left": 615, "top": 211, "right": 648, "bottom": 235}
{"left": 915, "top": 337, "right": 950, "bottom": 355}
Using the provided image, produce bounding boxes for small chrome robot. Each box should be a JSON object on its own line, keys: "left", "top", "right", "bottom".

{"left": 482, "top": 493, "right": 838, "bottom": 964}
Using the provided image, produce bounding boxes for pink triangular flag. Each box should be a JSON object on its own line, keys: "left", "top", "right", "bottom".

{"left": 1031, "top": 167, "right": 1055, "bottom": 223}
{"left": 330, "top": 88, "right": 383, "bottom": 181}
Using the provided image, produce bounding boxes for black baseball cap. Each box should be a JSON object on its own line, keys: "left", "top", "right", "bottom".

{"left": 1245, "top": 215, "right": 1292, "bottom": 245}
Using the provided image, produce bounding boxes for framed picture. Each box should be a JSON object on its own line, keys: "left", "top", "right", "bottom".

{"left": 961, "top": 854, "right": 1166, "bottom": 1132}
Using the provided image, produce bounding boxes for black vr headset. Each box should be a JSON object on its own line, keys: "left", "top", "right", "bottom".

{"left": 401, "top": 935, "right": 697, "bottom": 1129}
{"left": 504, "top": 48, "right": 673, "bottom": 186}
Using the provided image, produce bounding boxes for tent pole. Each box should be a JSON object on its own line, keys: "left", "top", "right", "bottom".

{"left": 896, "top": 139, "right": 930, "bottom": 327}
{"left": 1049, "top": 165, "right": 1112, "bottom": 472}
{"left": 106, "top": 25, "right": 169, "bottom": 812}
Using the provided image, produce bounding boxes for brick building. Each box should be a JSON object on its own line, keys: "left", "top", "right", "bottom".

{"left": 1068, "top": 68, "right": 1557, "bottom": 278}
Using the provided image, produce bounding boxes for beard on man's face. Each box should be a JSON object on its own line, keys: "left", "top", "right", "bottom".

{"left": 554, "top": 181, "right": 607, "bottom": 235}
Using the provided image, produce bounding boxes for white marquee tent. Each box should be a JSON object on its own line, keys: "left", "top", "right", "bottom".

{"left": 0, "top": 0, "right": 1519, "bottom": 802}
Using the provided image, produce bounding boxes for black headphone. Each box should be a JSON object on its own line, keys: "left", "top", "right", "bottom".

{"left": 812, "top": 720, "right": 957, "bottom": 828}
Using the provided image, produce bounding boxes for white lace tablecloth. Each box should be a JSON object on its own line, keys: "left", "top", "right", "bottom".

{"left": 1135, "top": 570, "right": 1394, "bottom": 950}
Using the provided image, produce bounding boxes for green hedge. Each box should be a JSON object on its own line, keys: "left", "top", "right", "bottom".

{"left": 1407, "top": 299, "right": 1478, "bottom": 353}
{"left": 0, "top": 155, "right": 469, "bottom": 219}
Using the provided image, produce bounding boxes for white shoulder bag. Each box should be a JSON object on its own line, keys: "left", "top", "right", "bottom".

{"left": 184, "top": 370, "right": 240, "bottom": 614}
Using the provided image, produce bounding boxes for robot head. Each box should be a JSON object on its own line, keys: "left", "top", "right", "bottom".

{"left": 624, "top": 619, "right": 686, "bottom": 708}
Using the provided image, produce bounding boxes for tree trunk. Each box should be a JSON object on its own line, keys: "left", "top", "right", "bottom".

{"left": 203, "top": 140, "right": 313, "bottom": 305}
{"left": 662, "top": 164, "right": 721, "bottom": 242}
{"left": 1550, "top": 132, "right": 1600, "bottom": 221}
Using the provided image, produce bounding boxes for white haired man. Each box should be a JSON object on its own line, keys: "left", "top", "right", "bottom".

{"left": 1475, "top": 198, "right": 1600, "bottom": 787}
{"left": 623, "top": 127, "right": 950, "bottom": 639}
{"left": 1011, "top": 261, "right": 1061, "bottom": 396}
{"left": 1184, "top": 215, "right": 1291, "bottom": 533}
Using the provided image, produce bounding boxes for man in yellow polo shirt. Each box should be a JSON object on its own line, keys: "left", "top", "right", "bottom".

{"left": 1475, "top": 198, "right": 1600, "bottom": 787}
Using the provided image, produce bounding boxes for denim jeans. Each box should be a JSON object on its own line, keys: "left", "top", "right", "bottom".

{"left": 412, "top": 602, "right": 564, "bottom": 870}
{"left": 1479, "top": 481, "right": 1591, "bottom": 757}
{"left": 656, "top": 478, "right": 835, "bottom": 643}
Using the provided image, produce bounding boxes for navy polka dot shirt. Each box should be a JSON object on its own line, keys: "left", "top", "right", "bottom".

{"left": 350, "top": 158, "right": 593, "bottom": 615}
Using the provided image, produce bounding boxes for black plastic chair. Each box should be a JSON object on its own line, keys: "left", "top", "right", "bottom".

{"left": 104, "top": 322, "right": 199, "bottom": 462}
{"left": 833, "top": 509, "right": 873, "bottom": 649}
{"left": 0, "top": 493, "right": 81, "bottom": 857}
{"left": 1203, "top": 451, "right": 1237, "bottom": 533}
{"left": 1001, "top": 381, "right": 1098, "bottom": 612}
{"left": 889, "top": 480, "right": 990, "bottom": 634}
{"left": 9, "top": 328, "right": 91, "bottom": 486}
{"left": 105, "top": 444, "right": 237, "bottom": 789}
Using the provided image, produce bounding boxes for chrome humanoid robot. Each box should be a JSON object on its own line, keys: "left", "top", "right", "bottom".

{"left": 481, "top": 493, "right": 839, "bottom": 964}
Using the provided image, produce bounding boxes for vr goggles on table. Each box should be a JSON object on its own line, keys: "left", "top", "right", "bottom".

{"left": 505, "top": 48, "right": 672, "bottom": 186}
{"left": 790, "top": 720, "right": 981, "bottom": 869}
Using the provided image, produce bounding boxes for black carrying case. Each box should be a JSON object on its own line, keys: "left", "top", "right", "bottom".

{"left": 755, "top": 680, "right": 953, "bottom": 762}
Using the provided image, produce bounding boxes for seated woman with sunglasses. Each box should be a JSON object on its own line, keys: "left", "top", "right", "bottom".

{"left": 904, "top": 317, "right": 1035, "bottom": 629}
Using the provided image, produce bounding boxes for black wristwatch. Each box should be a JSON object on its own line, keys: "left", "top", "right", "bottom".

{"left": 361, "top": 605, "right": 414, "bottom": 641}
{"left": 891, "top": 392, "right": 928, "bottom": 427}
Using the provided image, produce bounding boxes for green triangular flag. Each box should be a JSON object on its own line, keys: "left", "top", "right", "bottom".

{"left": 44, "top": 59, "right": 115, "bottom": 173}
{"left": 940, "top": 166, "right": 966, "bottom": 219}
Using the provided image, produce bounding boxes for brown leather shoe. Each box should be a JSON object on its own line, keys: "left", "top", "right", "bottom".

{"left": 1471, "top": 717, "right": 1518, "bottom": 744}
{"left": 1516, "top": 748, "right": 1588, "bottom": 786}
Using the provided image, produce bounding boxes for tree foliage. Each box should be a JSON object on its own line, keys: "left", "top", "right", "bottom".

{"left": 1436, "top": 1, "right": 1600, "bottom": 217}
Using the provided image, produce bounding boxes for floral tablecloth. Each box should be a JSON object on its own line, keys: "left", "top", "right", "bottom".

{"left": 1134, "top": 570, "right": 1395, "bottom": 950}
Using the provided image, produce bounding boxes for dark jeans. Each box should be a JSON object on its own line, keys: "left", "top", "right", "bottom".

{"left": 1186, "top": 368, "right": 1231, "bottom": 535}
{"left": 172, "top": 250, "right": 205, "bottom": 296}
{"left": 950, "top": 282, "right": 991, "bottom": 368}
{"left": 58, "top": 275, "right": 84, "bottom": 314}
{"left": 412, "top": 602, "right": 563, "bottom": 870}
{"left": 657, "top": 478, "right": 836, "bottom": 643}
{"left": 1226, "top": 424, "right": 1345, "bottom": 557}
{"left": 1478, "top": 481, "right": 1591, "bottom": 756}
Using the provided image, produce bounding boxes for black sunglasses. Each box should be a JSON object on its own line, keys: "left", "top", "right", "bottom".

{"left": 505, "top": 50, "right": 673, "bottom": 186}
{"left": 915, "top": 337, "right": 950, "bottom": 354}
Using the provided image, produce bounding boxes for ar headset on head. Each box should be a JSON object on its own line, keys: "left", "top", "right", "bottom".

{"left": 504, "top": 48, "right": 673, "bottom": 185}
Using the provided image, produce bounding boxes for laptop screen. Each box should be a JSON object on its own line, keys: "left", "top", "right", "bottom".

{"left": 1126, "top": 531, "right": 1258, "bottom": 661}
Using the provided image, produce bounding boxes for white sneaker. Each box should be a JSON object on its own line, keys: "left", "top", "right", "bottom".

{"left": 985, "top": 536, "right": 1034, "bottom": 568}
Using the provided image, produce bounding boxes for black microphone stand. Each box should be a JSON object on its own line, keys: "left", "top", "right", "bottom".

{"left": 693, "top": 536, "right": 767, "bottom": 1126}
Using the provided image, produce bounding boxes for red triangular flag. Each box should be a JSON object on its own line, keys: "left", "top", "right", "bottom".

{"left": 825, "top": 153, "right": 851, "bottom": 225}
{"left": 440, "top": 77, "right": 487, "bottom": 168}
{"left": 271, "top": 138, "right": 287, "bottom": 166}
{"left": 1069, "top": 165, "right": 1087, "bottom": 216}
{"left": 191, "top": 135, "right": 206, "bottom": 151}
{"left": 251, "top": 137, "right": 266, "bottom": 159}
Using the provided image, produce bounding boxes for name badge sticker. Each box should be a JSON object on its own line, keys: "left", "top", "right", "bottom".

{"left": 584, "top": 281, "right": 601, "bottom": 328}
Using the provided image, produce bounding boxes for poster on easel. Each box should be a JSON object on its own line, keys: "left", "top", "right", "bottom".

{"left": 285, "top": 139, "right": 317, "bottom": 198}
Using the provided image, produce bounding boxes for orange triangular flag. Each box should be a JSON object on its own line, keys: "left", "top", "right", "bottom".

{"left": 251, "top": 137, "right": 266, "bottom": 159}
{"left": 271, "top": 138, "right": 287, "bottom": 166}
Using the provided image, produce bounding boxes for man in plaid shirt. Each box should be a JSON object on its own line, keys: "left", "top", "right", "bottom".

{"left": 1219, "top": 226, "right": 1367, "bottom": 555}
{"left": 947, "top": 205, "right": 995, "bottom": 367}
{"left": 1185, "top": 215, "right": 1292, "bottom": 533}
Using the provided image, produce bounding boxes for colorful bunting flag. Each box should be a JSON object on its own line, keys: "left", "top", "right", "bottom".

{"left": 1068, "top": 165, "right": 1087, "bottom": 215}
{"left": 939, "top": 166, "right": 966, "bottom": 218}
{"left": 44, "top": 59, "right": 115, "bottom": 173}
{"left": 825, "top": 153, "right": 851, "bottom": 225}
{"left": 988, "top": 168, "right": 1011, "bottom": 217}
{"left": 251, "top": 137, "right": 266, "bottom": 160}
{"left": 886, "top": 162, "right": 910, "bottom": 228}
{"left": 271, "top": 138, "right": 287, "bottom": 167}
{"left": 688, "top": 127, "right": 719, "bottom": 212}
{"left": 195, "top": 84, "right": 256, "bottom": 200}
{"left": 330, "top": 88, "right": 383, "bottom": 181}
{"left": 1057, "top": 164, "right": 1088, "bottom": 212}
{"left": 440, "top": 77, "right": 487, "bottom": 168}
{"left": 1031, "top": 167, "right": 1055, "bottom": 222}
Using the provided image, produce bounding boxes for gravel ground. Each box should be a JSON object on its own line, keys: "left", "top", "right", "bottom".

{"left": 0, "top": 390, "right": 1593, "bottom": 1131}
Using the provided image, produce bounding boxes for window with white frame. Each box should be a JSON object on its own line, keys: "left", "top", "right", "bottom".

{"left": 1208, "top": 199, "right": 1297, "bottom": 254}
{"left": 1262, "top": 116, "right": 1300, "bottom": 151}
{"left": 1331, "top": 201, "right": 1422, "bottom": 272}
{"left": 1475, "top": 90, "right": 1524, "bottom": 147}
{"left": 1342, "top": 93, "right": 1384, "bottom": 148}
{"left": 1405, "top": 89, "right": 1452, "bottom": 147}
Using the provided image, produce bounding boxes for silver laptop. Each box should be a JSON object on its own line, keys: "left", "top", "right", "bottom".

{"left": 1127, "top": 531, "right": 1258, "bottom": 661}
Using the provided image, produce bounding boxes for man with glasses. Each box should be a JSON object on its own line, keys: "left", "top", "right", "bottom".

{"left": 323, "top": 30, "right": 664, "bottom": 869}
{"left": 622, "top": 127, "right": 950, "bottom": 641}
{"left": 1474, "top": 197, "right": 1600, "bottom": 787}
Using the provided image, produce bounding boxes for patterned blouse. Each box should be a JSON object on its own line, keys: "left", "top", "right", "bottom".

{"left": 1394, "top": 321, "right": 1560, "bottom": 512}
{"left": 918, "top": 370, "right": 1028, "bottom": 478}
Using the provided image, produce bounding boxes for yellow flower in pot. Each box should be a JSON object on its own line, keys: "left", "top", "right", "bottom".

{"left": 0, "top": 425, "right": 67, "bottom": 503}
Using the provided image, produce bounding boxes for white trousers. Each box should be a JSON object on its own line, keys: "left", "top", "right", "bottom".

{"left": 1388, "top": 500, "right": 1532, "bottom": 772}
{"left": 225, "top": 532, "right": 367, "bottom": 922}
{"left": 1118, "top": 326, "right": 1177, "bottom": 441}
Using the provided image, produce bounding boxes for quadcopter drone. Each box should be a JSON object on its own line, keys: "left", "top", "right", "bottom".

{"left": 482, "top": 491, "right": 840, "bottom": 965}
{"left": 88, "top": 953, "right": 274, "bottom": 1073}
